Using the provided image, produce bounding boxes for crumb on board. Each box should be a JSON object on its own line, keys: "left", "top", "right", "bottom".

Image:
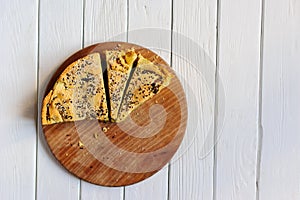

{"left": 94, "top": 132, "right": 98, "bottom": 139}
{"left": 78, "top": 141, "right": 84, "bottom": 149}
{"left": 102, "top": 127, "right": 108, "bottom": 132}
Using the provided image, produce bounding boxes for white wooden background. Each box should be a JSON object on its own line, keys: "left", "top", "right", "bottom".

{"left": 1, "top": 0, "right": 299, "bottom": 199}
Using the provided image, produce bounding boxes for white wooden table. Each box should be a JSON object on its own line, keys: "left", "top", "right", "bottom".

{"left": 1, "top": 0, "right": 300, "bottom": 199}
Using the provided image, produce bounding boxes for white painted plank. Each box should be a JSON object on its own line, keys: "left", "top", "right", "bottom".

{"left": 37, "top": 0, "right": 83, "bottom": 199}
{"left": 169, "top": 0, "right": 217, "bottom": 199}
{"left": 259, "top": 0, "right": 300, "bottom": 199}
{"left": 0, "top": 0, "right": 37, "bottom": 199}
{"left": 84, "top": 0, "right": 127, "bottom": 46}
{"left": 128, "top": 0, "right": 171, "bottom": 29}
{"left": 81, "top": 0, "right": 127, "bottom": 199}
{"left": 125, "top": 167, "right": 168, "bottom": 200}
{"left": 125, "top": 0, "right": 171, "bottom": 199}
{"left": 81, "top": 182, "right": 123, "bottom": 200}
{"left": 214, "top": 0, "right": 262, "bottom": 199}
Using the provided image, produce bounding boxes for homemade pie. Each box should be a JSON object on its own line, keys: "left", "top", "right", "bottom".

{"left": 42, "top": 48, "right": 172, "bottom": 125}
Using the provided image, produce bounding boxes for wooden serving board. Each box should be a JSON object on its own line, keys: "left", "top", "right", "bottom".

{"left": 41, "top": 42, "right": 187, "bottom": 186}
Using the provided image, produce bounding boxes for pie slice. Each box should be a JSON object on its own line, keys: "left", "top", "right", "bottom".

{"left": 41, "top": 53, "right": 109, "bottom": 125}
{"left": 105, "top": 49, "right": 138, "bottom": 122}
{"left": 117, "top": 53, "right": 173, "bottom": 122}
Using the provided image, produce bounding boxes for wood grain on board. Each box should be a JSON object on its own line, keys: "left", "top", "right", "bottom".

{"left": 42, "top": 42, "right": 187, "bottom": 186}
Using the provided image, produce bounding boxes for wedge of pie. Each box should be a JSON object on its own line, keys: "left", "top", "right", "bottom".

{"left": 105, "top": 49, "right": 138, "bottom": 122}
{"left": 41, "top": 53, "right": 109, "bottom": 125}
{"left": 117, "top": 53, "right": 173, "bottom": 122}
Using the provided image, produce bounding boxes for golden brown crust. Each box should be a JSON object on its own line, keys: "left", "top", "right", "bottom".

{"left": 41, "top": 90, "right": 59, "bottom": 125}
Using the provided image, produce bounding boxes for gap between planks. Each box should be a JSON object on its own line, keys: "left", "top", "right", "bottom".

{"left": 256, "top": 0, "right": 266, "bottom": 199}
{"left": 123, "top": 0, "right": 129, "bottom": 199}
{"left": 167, "top": 0, "right": 175, "bottom": 199}
{"left": 212, "top": 0, "right": 221, "bottom": 199}
{"left": 79, "top": 0, "right": 85, "bottom": 199}
{"left": 35, "top": 0, "right": 41, "bottom": 199}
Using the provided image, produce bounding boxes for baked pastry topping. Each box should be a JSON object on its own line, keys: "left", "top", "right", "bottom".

{"left": 41, "top": 53, "right": 108, "bottom": 125}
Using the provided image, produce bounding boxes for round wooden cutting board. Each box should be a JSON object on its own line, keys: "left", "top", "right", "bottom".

{"left": 41, "top": 42, "right": 187, "bottom": 186}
